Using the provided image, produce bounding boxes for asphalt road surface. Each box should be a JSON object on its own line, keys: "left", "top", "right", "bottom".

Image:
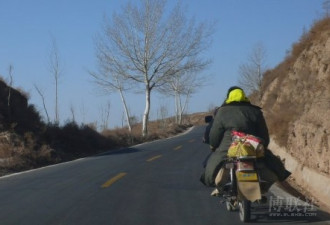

{"left": 0, "top": 126, "right": 329, "bottom": 225}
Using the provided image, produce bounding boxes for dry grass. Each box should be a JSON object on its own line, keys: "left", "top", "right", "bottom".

{"left": 102, "top": 118, "right": 194, "bottom": 146}
{"left": 0, "top": 111, "right": 202, "bottom": 176}
{"left": 0, "top": 76, "right": 209, "bottom": 176}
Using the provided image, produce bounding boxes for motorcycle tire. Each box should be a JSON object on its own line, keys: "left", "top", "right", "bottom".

{"left": 239, "top": 200, "right": 251, "bottom": 222}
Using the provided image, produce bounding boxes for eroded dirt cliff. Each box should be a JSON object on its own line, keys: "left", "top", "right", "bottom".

{"left": 259, "top": 17, "right": 330, "bottom": 177}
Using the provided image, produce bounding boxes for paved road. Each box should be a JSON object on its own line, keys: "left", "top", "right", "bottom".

{"left": 0, "top": 126, "right": 329, "bottom": 225}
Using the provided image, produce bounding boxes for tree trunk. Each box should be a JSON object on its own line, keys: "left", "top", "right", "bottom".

{"left": 34, "top": 85, "right": 50, "bottom": 123}
{"left": 142, "top": 87, "right": 151, "bottom": 137}
{"left": 178, "top": 93, "right": 183, "bottom": 125}
{"left": 55, "top": 76, "right": 59, "bottom": 124}
{"left": 174, "top": 92, "right": 179, "bottom": 123}
{"left": 175, "top": 91, "right": 184, "bottom": 125}
{"left": 119, "top": 88, "right": 132, "bottom": 133}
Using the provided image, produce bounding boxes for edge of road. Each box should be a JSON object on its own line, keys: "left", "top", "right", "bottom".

{"left": 0, "top": 126, "right": 197, "bottom": 180}
{"left": 269, "top": 139, "right": 330, "bottom": 214}
{"left": 0, "top": 157, "right": 86, "bottom": 180}
{"left": 270, "top": 183, "right": 330, "bottom": 223}
{"left": 96, "top": 125, "right": 196, "bottom": 155}
{"left": 133, "top": 125, "right": 196, "bottom": 147}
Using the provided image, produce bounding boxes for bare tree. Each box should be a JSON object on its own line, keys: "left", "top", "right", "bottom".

{"left": 238, "top": 42, "right": 268, "bottom": 99}
{"left": 70, "top": 103, "right": 76, "bottom": 123}
{"left": 159, "top": 71, "right": 201, "bottom": 124}
{"left": 7, "top": 65, "right": 13, "bottom": 105}
{"left": 48, "top": 37, "right": 62, "bottom": 124}
{"left": 90, "top": 71, "right": 133, "bottom": 132}
{"left": 99, "top": 101, "right": 111, "bottom": 131}
{"left": 95, "top": 0, "right": 212, "bottom": 136}
{"left": 158, "top": 104, "right": 169, "bottom": 129}
{"left": 80, "top": 103, "right": 87, "bottom": 124}
{"left": 34, "top": 84, "right": 50, "bottom": 123}
{"left": 7, "top": 65, "right": 14, "bottom": 121}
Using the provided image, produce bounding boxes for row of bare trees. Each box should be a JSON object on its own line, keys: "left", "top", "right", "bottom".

{"left": 0, "top": 1, "right": 283, "bottom": 135}
{"left": 91, "top": 0, "right": 213, "bottom": 136}
{"left": 4, "top": 0, "right": 329, "bottom": 137}
{"left": 33, "top": 37, "right": 62, "bottom": 125}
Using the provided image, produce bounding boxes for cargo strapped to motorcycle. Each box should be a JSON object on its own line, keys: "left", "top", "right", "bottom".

{"left": 227, "top": 131, "right": 265, "bottom": 158}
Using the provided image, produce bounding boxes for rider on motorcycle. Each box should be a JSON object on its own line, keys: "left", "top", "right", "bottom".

{"left": 200, "top": 86, "right": 281, "bottom": 188}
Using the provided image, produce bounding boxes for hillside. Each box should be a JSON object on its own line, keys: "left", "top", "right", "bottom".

{"left": 0, "top": 79, "right": 118, "bottom": 174}
{"left": 251, "top": 17, "right": 330, "bottom": 210}
{"left": 257, "top": 17, "right": 330, "bottom": 177}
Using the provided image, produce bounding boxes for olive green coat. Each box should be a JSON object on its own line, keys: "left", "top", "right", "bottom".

{"left": 201, "top": 102, "right": 270, "bottom": 187}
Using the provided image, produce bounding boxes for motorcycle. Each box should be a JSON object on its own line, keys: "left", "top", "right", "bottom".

{"left": 218, "top": 156, "right": 268, "bottom": 222}
{"left": 204, "top": 115, "right": 269, "bottom": 222}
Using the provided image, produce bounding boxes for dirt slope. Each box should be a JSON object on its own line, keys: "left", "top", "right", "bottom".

{"left": 254, "top": 17, "right": 330, "bottom": 210}
{"left": 259, "top": 17, "right": 330, "bottom": 177}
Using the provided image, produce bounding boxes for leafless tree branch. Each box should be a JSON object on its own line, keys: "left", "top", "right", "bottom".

{"left": 94, "top": 0, "right": 213, "bottom": 136}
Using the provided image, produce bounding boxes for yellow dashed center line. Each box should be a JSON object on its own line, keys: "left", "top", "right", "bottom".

{"left": 174, "top": 145, "right": 182, "bottom": 150}
{"left": 101, "top": 172, "right": 127, "bottom": 188}
{"left": 146, "top": 155, "right": 162, "bottom": 162}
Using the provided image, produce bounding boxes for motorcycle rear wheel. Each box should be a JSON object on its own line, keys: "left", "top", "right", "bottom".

{"left": 239, "top": 200, "right": 251, "bottom": 222}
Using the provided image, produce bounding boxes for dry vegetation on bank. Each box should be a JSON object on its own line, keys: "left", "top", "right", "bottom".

{"left": 0, "top": 79, "right": 207, "bottom": 177}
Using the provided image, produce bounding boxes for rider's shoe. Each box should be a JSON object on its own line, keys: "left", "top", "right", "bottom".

{"left": 211, "top": 188, "right": 220, "bottom": 196}
{"left": 210, "top": 186, "right": 224, "bottom": 197}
